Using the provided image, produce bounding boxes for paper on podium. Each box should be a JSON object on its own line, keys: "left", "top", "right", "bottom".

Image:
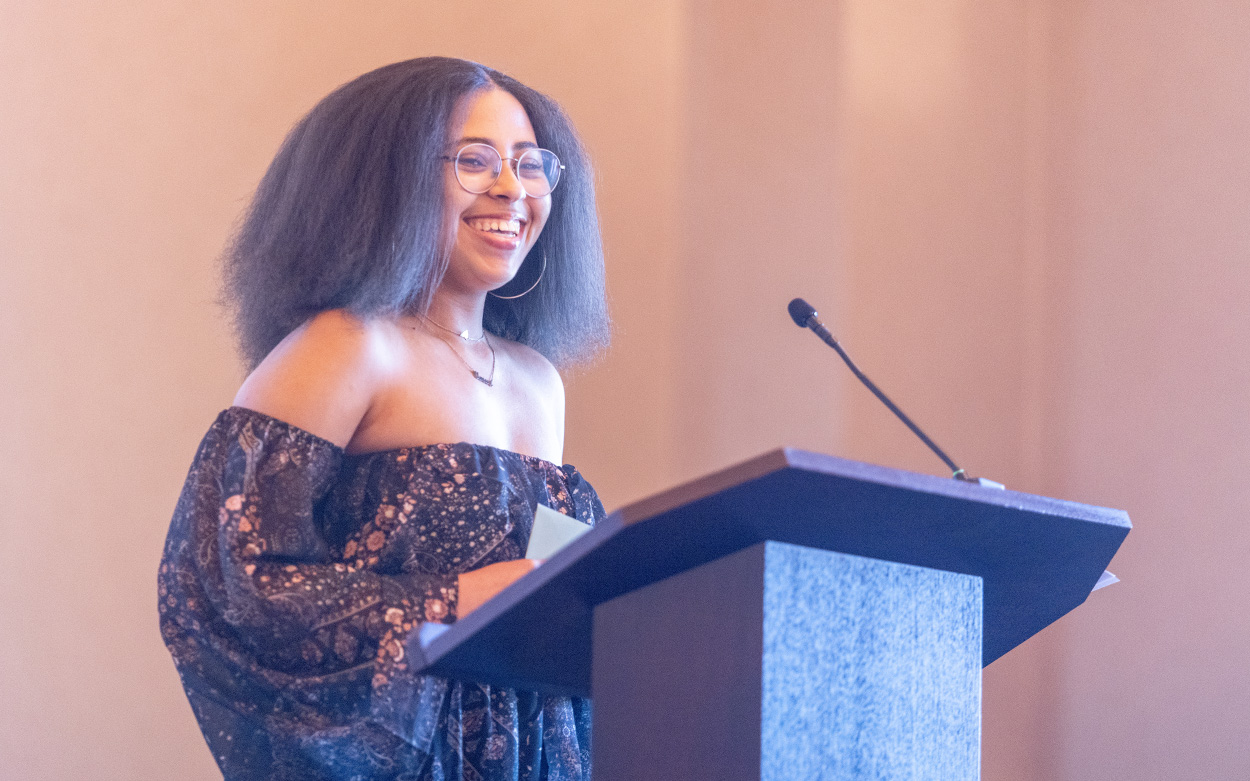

{"left": 526, "top": 503, "right": 592, "bottom": 560}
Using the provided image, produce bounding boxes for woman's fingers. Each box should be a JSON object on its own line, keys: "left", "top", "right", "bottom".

{"left": 456, "top": 558, "right": 543, "bottom": 617}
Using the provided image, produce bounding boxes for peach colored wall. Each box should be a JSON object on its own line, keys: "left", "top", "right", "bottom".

{"left": 4, "top": 1, "right": 1248, "bottom": 779}
{"left": 1046, "top": 2, "right": 1250, "bottom": 778}
{"left": 673, "top": 0, "right": 848, "bottom": 479}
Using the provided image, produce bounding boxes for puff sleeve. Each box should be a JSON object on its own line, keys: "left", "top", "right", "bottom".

{"left": 158, "top": 408, "right": 455, "bottom": 775}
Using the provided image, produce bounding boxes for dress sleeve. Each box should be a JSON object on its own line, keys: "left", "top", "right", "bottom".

{"left": 166, "top": 407, "right": 457, "bottom": 681}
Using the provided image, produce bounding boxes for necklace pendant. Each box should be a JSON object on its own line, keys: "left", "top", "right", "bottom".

{"left": 459, "top": 330, "right": 471, "bottom": 340}
{"left": 472, "top": 372, "right": 494, "bottom": 387}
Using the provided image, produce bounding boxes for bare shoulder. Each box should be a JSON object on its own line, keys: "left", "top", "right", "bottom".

{"left": 234, "top": 309, "right": 402, "bottom": 447}
{"left": 498, "top": 338, "right": 564, "bottom": 404}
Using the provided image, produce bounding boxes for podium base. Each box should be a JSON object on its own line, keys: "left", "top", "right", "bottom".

{"left": 592, "top": 541, "right": 982, "bottom": 780}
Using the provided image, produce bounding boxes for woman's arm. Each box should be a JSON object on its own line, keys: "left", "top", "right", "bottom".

{"left": 164, "top": 407, "right": 457, "bottom": 672}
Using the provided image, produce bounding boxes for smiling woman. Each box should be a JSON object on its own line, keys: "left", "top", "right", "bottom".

{"left": 438, "top": 90, "right": 554, "bottom": 309}
{"left": 157, "top": 57, "right": 608, "bottom": 781}
{"left": 225, "top": 57, "right": 607, "bottom": 372}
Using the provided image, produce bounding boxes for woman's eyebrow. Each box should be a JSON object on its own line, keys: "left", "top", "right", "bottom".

{"left": 456, "top": 135, "right": 539, "bottom": 151}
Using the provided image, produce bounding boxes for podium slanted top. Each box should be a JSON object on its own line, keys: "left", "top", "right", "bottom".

{"left": 413, "top": 448, "right": 1131, "bottom": 698}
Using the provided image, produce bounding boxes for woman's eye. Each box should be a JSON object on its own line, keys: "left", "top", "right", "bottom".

{"left": 518, "top": 160, "right": 545, "bottom": 177}
{"left": 459, "top": 156, "right": 489, "bottom": 171}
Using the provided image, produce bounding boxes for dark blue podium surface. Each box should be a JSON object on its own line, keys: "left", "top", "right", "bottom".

{"left": 411, "top": 448, "right": 1130, "bottom": 698}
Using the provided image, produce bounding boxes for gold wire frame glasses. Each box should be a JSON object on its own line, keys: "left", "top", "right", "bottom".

{"left": 441, "top": 143, "right": 565, "bottom": 198}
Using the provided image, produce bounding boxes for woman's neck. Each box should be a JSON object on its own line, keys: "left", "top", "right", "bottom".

{"left": 423, "top": 290, "right": 487, "bottom": 339}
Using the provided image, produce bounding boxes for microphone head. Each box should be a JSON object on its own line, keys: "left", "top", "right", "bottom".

{"left": 788, "top": 298, "right": 818, "bottom": 328}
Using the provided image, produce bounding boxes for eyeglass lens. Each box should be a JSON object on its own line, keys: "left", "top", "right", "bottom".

{"left": 454, "top": 143, "right": 562, "bottom": 197}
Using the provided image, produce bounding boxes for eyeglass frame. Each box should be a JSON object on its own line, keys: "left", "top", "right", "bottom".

{"left": 440, "top": 142, "right": 566, "bottom": 198}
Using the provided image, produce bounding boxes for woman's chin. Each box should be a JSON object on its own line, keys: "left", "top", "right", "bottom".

{"left": 444, "top": 245, "right": 531, "bottom": 295}
{"left": 483, "top": 262, "right": 528, "bottom": 290}
{"left": 484, "top": 267, "right": 522, "bottom": 290}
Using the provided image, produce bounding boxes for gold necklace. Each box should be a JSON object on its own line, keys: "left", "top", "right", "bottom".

{"left": 417, "top": 313, "right": 486, "bottom": 343}
{"left": 415, "top": 322, "right": 497, "bottom": 387}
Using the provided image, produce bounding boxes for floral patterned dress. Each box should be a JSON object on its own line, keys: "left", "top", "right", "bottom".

{"left": 158, "top": 407, "right": 603, "bottom": 780}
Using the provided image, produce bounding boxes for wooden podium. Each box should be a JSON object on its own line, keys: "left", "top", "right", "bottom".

{"left": 410, "top": 449, "right": 1130, "bottom": 780}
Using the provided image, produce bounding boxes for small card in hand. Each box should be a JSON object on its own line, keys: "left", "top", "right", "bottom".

{"left": 526, "top": 503, "right": 592, "bottom": 560}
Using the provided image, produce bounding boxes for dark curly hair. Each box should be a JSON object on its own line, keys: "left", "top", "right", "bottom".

{"left": 224, "top": 57, "right": 609, "bottom": 369}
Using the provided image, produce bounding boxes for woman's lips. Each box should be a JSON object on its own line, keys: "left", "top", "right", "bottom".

{"left": 466, "top": 216, "right": 522, "bottom": 235}
{"left": 465, "top": 216, "right": 524, "bottom": 251}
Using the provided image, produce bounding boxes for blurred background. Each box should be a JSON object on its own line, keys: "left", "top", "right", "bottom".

{"left": 2, "top": 1, "right": 1247, "bottom": 778}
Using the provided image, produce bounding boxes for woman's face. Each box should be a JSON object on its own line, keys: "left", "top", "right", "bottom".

{"left": 441, "top": 88, "right": 551, "bottom": 298}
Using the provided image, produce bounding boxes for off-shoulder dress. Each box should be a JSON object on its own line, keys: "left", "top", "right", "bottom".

{"left": 158, "top": 407, "right": 604, "bottom": 780}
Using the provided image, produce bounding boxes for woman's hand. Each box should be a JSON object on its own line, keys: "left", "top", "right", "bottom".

{"left": 456, "top": 559, "right": 543, "bottom": 617}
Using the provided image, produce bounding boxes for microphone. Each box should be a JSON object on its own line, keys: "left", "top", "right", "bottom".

{"left": 788, "top": 297, "right": 995, "bottom": 485}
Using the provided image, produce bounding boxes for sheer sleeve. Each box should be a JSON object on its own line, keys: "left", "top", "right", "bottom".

{"left": 158, "top": 407, "right": 456, "bottom": 761}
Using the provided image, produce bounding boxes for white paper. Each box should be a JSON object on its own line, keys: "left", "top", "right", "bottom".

{"left": 526, "top": 503, "right": 591, "bottom": 560}
{"left": 1093, "top": 570, "right": 1120, "bottom": 591}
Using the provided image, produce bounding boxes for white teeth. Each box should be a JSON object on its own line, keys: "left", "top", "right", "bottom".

{"left": 467, "top": 217, "right": 521, "bottom": 236}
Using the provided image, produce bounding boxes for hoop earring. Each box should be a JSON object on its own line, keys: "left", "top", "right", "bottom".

{"left": 489, "top": 251, "right": 546, "bottom": 300}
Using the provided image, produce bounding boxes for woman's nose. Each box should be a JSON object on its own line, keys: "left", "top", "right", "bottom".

{"left": 488, "top": 160, "right": 525, "bottom": 201}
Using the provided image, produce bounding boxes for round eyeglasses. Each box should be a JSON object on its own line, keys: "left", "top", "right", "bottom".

{"left": 442, "top": 143, "right": 564, "bottom": 198}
